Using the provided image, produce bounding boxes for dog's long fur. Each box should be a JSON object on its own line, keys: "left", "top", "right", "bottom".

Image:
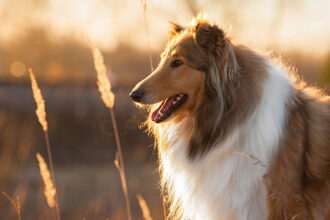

{"left": 131, "top": 16, "right": 330, "bottom": 220}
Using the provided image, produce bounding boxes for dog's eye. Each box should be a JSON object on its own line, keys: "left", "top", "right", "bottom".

{"left": 171, "top": 59, "right": 183, "bottom": 68}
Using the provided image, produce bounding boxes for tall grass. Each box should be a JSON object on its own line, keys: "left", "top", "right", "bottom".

{"left": 29, "top": 69, "right": 61, "bottom": 220}
{"left": 140, "top": 0, "right": 153, "bottom": 71}
{"left": 1, "top": 191, "right": 21, "bottom": 220}
{"left": 137, "top": 194, "right": 153, "bottom": 220}
{"left": 89, "top": 40, "right": 132, "bottom": 220}
{"left": 139, "top": 1, "right": 167, "bottom": 219}
{"left": 5, "top": 18, "right": 164, "bottom": 219}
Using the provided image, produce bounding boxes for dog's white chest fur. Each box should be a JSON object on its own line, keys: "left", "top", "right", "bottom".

{"left": 162, "top": 133, "right": 268, "bottom": 220}
{"left": 160, "top": 63, "right": 291, "bottom": 220}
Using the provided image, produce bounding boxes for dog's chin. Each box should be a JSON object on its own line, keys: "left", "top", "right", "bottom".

{"left": 151, "top": 94, "right": 188, "bottom": 123}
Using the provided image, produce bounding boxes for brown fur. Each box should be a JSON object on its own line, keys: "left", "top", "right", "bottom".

{"left": 188, "top": 44, "right": 267, "bottom": 157}
{"left": 267, "top": 87, "right": 330, "bottom": 219}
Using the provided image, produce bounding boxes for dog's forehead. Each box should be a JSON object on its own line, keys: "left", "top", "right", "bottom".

{"left": 161, "top": 31, "right": 192, "bottom": 55}
{"left": 169, "top": 35, "right": 197, "bottom": 57}
{"left": 160, "top": 31, "right": 207, "bottom": 70}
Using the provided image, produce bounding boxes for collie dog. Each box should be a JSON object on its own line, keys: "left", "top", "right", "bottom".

{"left": 130, "top": 16, "right": 330, "bottom": 220}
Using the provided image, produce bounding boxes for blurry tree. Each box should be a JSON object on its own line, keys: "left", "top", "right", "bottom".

{"left": 0, "top": 0, "right": 50, "bottom": 25}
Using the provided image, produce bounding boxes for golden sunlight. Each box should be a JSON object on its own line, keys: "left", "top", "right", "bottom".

{"left": 0, "top": 1, "right": 328, "bottom": 219}
{"left": 0, "top": 0, "right": 329, "bottom": 54}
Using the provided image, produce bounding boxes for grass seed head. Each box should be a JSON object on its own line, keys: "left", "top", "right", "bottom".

{"left": 89, "top": 40, "right": 115, "bottom": 109}
{"left": 36, "top": 153, "right": 56, "bottom": 208}
{"left": 29, "top": 68, "right": 48, "bottom": 131}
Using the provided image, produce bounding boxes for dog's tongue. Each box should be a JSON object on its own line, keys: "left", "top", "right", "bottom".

{"left": 151, "top": 110, "right": 160, "bottom": 122}
{"left": 151, "top": 96, "right": 176, "bottom": 122}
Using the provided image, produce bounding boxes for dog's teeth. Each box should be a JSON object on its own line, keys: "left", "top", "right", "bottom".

{"left": 159, "top": 112, "right": 164, "bottom": 117}
{"left": 173, "top": 101, "right": 177, "bottom": 104}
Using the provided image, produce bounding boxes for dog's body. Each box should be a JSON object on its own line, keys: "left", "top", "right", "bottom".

{"left": 130, "top": 16, "right": 330, "bottom": 220}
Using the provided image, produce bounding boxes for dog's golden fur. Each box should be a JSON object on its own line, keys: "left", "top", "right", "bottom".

{"left": 131, "top": 15, "right": 330, "bottom": 219}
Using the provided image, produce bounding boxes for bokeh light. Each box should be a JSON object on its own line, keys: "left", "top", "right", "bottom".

{"left": 10, "top": 61, "right": 26, "bottom": 77}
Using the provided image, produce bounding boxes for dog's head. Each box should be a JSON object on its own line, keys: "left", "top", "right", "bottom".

{"left": 130, "top": 16, "right": 239, "bottom": 126}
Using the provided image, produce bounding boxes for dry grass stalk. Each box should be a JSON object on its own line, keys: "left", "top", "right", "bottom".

{"left": 139, "top": 1, "right": 167, "bottom": 218}
{"left": 1, "top": 191, "right": 21, "bottom": 220}
{"left": 36, "top": 153, "right": 56, "bottom": 208}
{"left": 42, "top": 131, "right": 61, "bottom": 220}
{"left": 140, "top": 0, "right": 153, "bottom": 71}
{"left": 234, "top": 151, "right": 267, "bottom": 168}
{"left": 89, "top": 40, "right": 115, "bottom": 109}
{"left": 29, "top": 69, "right": 60, "bottom": 220}
{"left": 89, "top": 41, "right": 132, "bottom": 220}
{"left": 29, "top": 68, "right": 48, "bottom": 131}
{"left": 137, "top": 194, "right": 153, "bottom": 220}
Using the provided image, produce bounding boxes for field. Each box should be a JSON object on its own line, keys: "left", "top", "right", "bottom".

{"left": 0, "top": 0, "right": 329, "bottom": 219}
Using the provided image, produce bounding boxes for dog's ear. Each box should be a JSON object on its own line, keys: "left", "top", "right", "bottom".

{"left": 169, "top": 21, "right": 184, "bottom": 38}
{"left": 195, "top": 24, "right": 226, "bottom": 55}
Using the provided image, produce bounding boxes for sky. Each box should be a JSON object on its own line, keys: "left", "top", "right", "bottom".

{"left": 0, "top": 0, "right": 329, "bottom": 56}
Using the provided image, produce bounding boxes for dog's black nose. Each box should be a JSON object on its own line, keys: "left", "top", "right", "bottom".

{"left": 129, "top": 89, "right": 144, "bottom": 102}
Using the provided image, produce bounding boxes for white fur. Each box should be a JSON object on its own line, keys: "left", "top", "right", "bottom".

{"left": 158, "top": 61, "right": 292, "bottom": 220}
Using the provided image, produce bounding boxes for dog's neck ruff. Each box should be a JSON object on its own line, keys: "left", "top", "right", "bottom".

{"left": 157, "top": 61, "right": 292, "bottom": 220}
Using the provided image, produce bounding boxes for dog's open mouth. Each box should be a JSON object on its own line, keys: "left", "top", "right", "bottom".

{"left": 151, "top": 94, "right": 188, "bottom": 123}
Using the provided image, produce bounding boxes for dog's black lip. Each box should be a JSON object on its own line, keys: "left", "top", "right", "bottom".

{"left": 154, "top": 94, "right": 188, "bottom": 123}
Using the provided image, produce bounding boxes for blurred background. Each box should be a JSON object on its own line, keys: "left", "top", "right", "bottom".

{"left": 0, "top": 0, "right": 329, "bottom": 219}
